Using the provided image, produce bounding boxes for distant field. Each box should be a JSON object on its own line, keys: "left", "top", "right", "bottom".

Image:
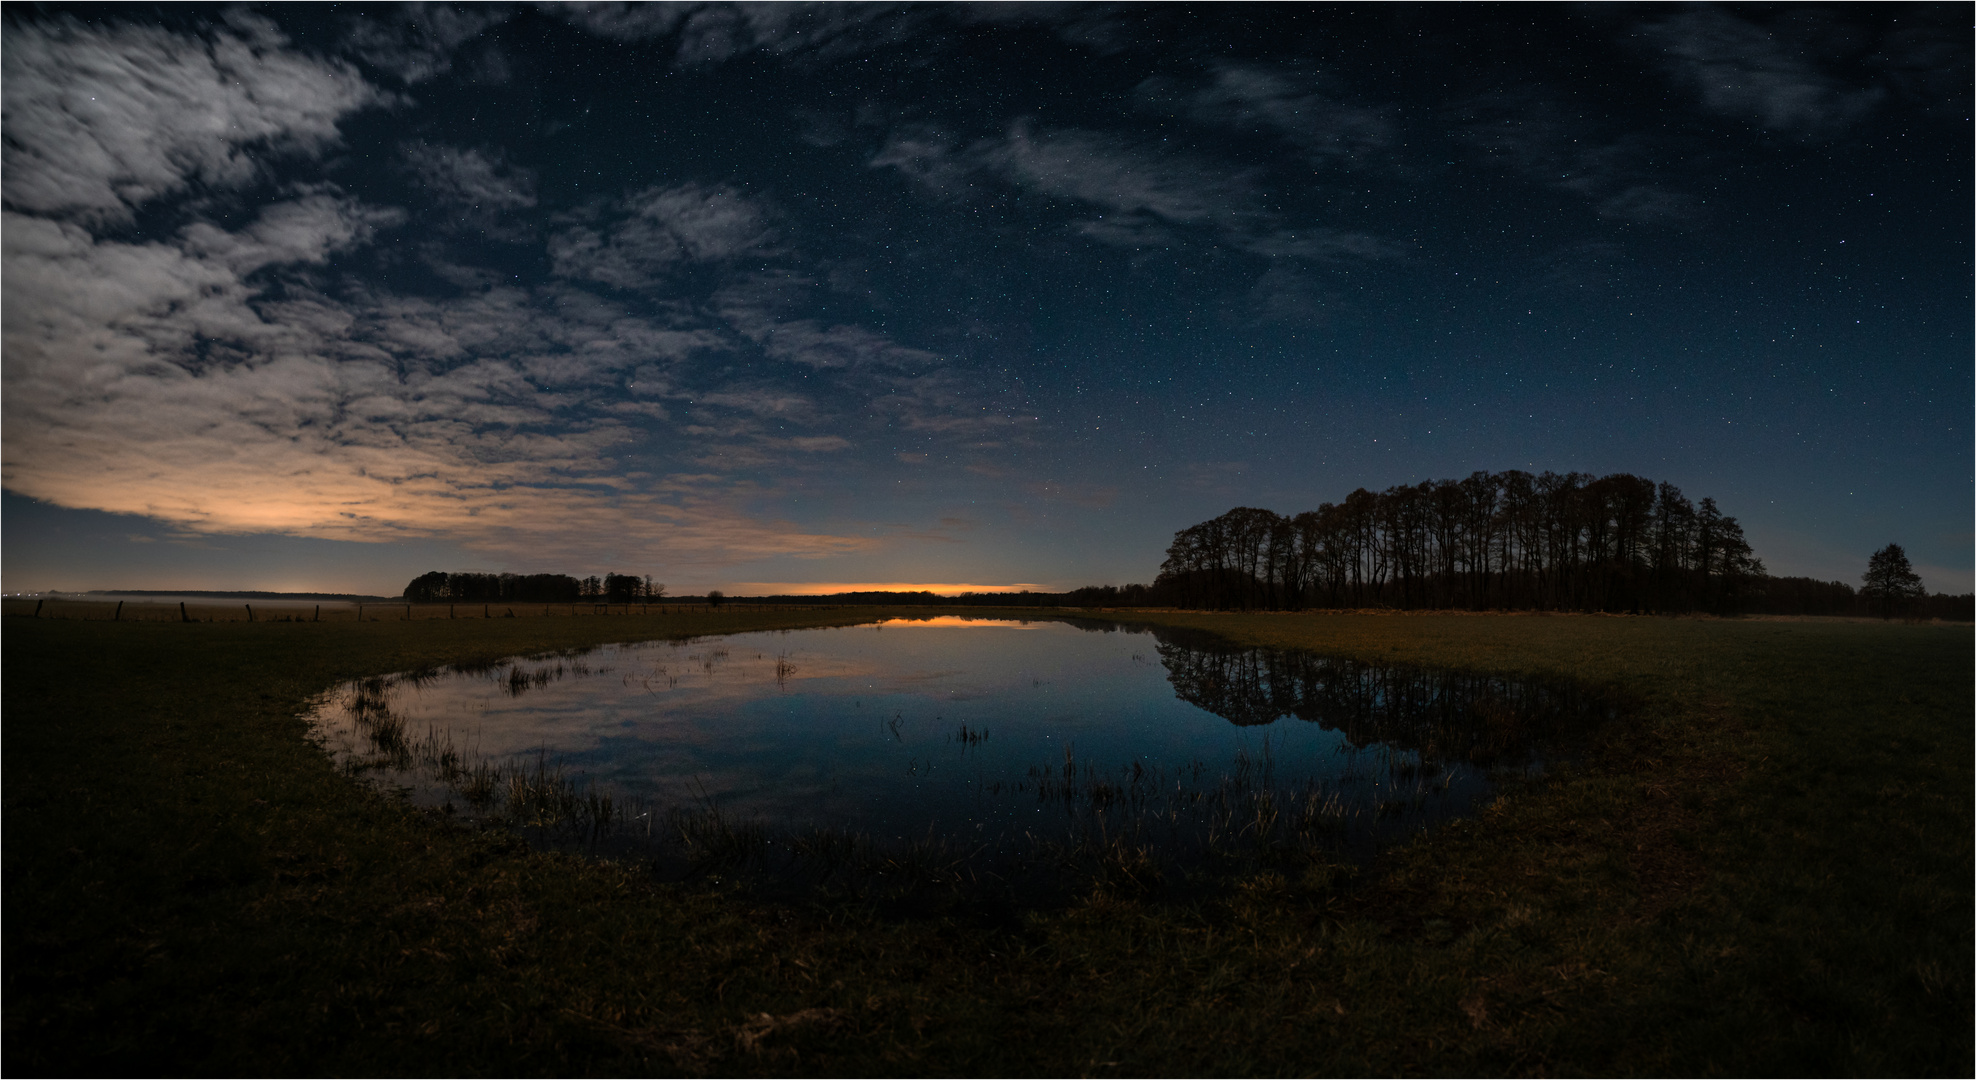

{"left": 0, "top": 597, "right": 814, "bottom": 622}
{"left": 4, "top": 608, "right": 1968, "bottom": 1075}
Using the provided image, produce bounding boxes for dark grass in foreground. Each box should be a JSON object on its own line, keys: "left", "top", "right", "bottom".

{"left": 4, "top": 609, "right": 1968, "bottom": 1075}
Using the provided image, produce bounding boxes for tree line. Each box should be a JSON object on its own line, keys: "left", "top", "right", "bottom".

{"left": 1150, "top": 470, "right": 1765, "bottom": 613}
{"left": 403, "top": 571, "right": 664, "bottom": 605}
{"left": 1106, "top": 471, "right": 1971, "bottom": 618}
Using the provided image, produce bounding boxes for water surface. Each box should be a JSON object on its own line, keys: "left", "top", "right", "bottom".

{"left": 313, "top": 617, "right": 1609, "bottom": 872}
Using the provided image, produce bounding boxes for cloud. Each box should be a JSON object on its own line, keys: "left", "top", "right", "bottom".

{"left": 869, "top": 126, "right": 976, "bottom": 194}
{"left": 1644, "top": 8, "right": 1885, "bottom": 135}
{"left": 550, "top": 183, "right": 773, "bottom": 289}
{"left": 954, "top": 3, "right": 1144, "bottom": 55}
{"left": 180, "top": 193, "right": 406, "bottom": 275}
{"left": 1458, "top": 92, "right": 1700, "bottom": 225}
{"left": 0, "top": 10, "right": 1048, "bottom": 569}
{"left": 1155, "top": 64, "right": 1395, "bottom": 167}
{"left": 0, "top": 188, "right": 888, "bottom": 565}
{"left": 557, "top": 2, "right": 933, "bottom": 69}
{"left": 987, "top": 122, "right": 1240, "bottom": 224}
{"left": 1593, "top": 185, "right": 1698, "bottom": 225}
{"left": 2, "top": 17, "right": 382, "bottom": 225}
{"left": 405, "top": 144, "right": 538, "bottom": 210}
{"left": 877, "top": 119, "right": 1407, "bottom": 269}
{"left": 1238, "top": 265, "right": 1338, "bottom": 326}
{"left": 1233, "top": 227, "right": 1405, "bottom": 262}
{"left": 1864, "top": 8, "right": 1973, "bottom": 108}
{"left": 875, "top": 121, "right": 1247, "bottom": 224}
{"left": 342, "top": 3, "right": 512, "bottom": 84}
{"left": 758, "top": 320, "right": 939, "bottom": 371}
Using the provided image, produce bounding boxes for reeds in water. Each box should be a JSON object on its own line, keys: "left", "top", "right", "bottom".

{"left": 314, "top": 665, "right": 1497, "bottom": 906}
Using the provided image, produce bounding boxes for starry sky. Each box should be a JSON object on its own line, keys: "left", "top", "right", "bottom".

{"left": 4, "top": 3, "right": 1969, "bottom": 596}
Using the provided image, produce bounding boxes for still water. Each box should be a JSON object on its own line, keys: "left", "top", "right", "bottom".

{"left": 312, "top": 617, "right": 1609, "bottom": 869}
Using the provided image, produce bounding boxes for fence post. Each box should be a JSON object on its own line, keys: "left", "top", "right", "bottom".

{"left": 33, "top": 598, "right": 42, "bottom": 618}
{"left": 115, "top": 600, "right": 124, "bottom": 621}
{"left": 357, "top": 604, "right": 363, "bottom": 621}
{"left": 180, "top": 601, "right": 190, "bottom": 623}
{"left": 245, "top": 604, "right": 254, "bottom": 622}
{"left": 405, "top": 604, "right": 411, "bottom": 621}
{"left": 314, "top": 604, "right": 320, "bottom": 622}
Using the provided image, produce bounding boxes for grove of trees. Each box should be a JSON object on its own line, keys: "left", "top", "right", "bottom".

{"left": 403, "top": 571, "right": 664, "bottom": 604}
{"left": 1152, "top": 470, "right": 1764, "bottom": 613}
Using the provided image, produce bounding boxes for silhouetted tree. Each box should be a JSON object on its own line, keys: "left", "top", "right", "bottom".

{"left": 1861, "top": 544, "right": 1925, "bottom": 619}
{"left": 405, "top": 571, "right": 449, "bottom": 602}
{"left": 398, "top": 571, "right": 583, "bottom": 603}
{"left": 1154, "top": 470, "right": 1768, "bottom": 614}
{"left": 603, "top": 573, "right": 643, "bottom": 604}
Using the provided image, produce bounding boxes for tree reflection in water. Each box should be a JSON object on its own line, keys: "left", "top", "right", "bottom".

{"left": 313, "top": 622, "right": 1621, "bottom": 898}
{"left": 1153, "top": 631, "right": 1614, "bottom": 768}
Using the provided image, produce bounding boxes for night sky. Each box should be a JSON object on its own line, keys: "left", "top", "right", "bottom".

{"left": 4, "top": 4, "right": 1969, "bottom": 596}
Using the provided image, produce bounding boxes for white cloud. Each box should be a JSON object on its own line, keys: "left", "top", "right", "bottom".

{"left": 2, "top": 18, "right": 381, "bottom": 224}
{"left": 1, "top": 12, "right": 1030, "bottom": 568}
{"left": 0, "top": 192, "right": 888, "bottom": 564}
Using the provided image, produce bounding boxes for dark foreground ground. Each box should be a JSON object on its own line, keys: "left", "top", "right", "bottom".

{"left": 4, "top": 607, "right": 1969, "bottom": 1075}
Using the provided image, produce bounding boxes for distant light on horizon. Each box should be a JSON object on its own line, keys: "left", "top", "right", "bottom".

{"left": 728, "top": 583, "right": 1050, "bottom": 597}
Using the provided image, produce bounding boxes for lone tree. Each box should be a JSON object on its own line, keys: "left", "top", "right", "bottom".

{"left": 1861, "top": 543, "right": 1925, "bottom": 619}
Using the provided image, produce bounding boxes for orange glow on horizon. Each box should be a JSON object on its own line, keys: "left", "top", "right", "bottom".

{"left": 872, "top": 616, "right": 1043, "bottom": 627}
{"left": 727, "top": 582, "right": 1048, "bottom": 596}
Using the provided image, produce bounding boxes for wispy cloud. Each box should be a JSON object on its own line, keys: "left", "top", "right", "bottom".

{"left": 405, "top": 143, "right": 537, "bottom": 210}
{"left": 1149, "top": 63, "right": 1396, "bottom": 168}
{"left": 342, "top": 3, "right": 512, "bottom": 85}
{"left": 2, "top": 18, "right": 1024, "bottom": 569}
{"left": 0, "top": 23, "right": 885, "bottom": 566}
{"left": 558, "top": 2, "right": 934, "bottom": 69}
{"left": 2, "top": 16, "right": 380, "bottom": 225}
{"left": 550, "top": 183, "right": 775, "bottom": 290}
{"left": 1643, "top": 8, "right": 1885, "bottom": 135}
{"left": 1458, "top": 92, "right": 1700, "bottom": 225}
{"left": 875, "top": 119, "right": 1401, "bottom": 264}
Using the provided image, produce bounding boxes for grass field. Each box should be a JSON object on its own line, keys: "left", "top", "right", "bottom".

{"left": 4, "top": 606, "right": 1968, "bottom": 1075}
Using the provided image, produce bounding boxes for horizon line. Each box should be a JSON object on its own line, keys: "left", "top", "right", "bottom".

{"left": 727, "top": 582, "right": 1051, "bottom": 597}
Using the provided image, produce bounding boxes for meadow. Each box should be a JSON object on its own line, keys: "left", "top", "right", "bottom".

{"left": 4, "top": 603, "right": 1968, "bottom": 1075}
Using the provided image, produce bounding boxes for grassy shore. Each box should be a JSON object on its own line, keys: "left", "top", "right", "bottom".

{"left": 4, "top": 607, "right": 1968, "bottom": 1075}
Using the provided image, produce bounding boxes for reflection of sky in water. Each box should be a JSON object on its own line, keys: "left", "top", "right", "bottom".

{"left": 317, "top": 619, "right": 1524, "bottom": 842}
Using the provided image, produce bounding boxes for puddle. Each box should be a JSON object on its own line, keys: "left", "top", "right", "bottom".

{"left": 310, "top": 617, "right": 1616, "bottom": 895}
